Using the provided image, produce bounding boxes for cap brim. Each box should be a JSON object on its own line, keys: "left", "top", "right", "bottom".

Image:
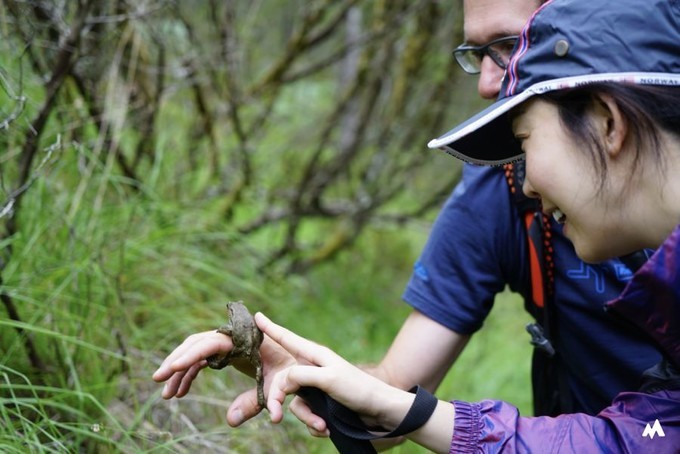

{"left": 428, "top": 90, "right": 535, "bottom": 165}
{"left": 429, "top": 73, "right": 680, "bottom": 166}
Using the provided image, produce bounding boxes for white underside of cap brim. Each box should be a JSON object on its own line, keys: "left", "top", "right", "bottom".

{"left": 427, "top": 90, "right": 532, "bottom": 150}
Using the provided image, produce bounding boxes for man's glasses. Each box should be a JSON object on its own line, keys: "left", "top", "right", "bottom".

{"left": 452, "top": 36, "right": 519, "bottom": 74}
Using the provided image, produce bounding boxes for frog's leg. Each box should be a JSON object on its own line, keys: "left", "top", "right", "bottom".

{"left": 206, "top": 326, "right": 233, "bottom": 369}
{"left": 254, "top": 357, "right": 265, "bottom": 408}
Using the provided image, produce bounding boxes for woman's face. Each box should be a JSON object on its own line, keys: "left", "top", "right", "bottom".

{"left": 513, "top": 99, "right": 632, "bottom": 263}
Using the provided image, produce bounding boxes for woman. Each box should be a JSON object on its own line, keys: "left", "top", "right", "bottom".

{"left": 154, "top": 0, "right": 680, "bottom": 451}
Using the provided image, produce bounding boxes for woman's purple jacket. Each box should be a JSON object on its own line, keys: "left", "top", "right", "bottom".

{"left": 450, "top": 225, "right": 680, "bottom": 453}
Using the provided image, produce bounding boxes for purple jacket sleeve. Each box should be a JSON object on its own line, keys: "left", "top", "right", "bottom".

{"left": 451, "top": 389, "right": 680, "bottom": 453}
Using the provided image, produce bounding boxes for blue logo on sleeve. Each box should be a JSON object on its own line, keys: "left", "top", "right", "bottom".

{"left": 414, "top": 261, "right": 430, "bottom": 282}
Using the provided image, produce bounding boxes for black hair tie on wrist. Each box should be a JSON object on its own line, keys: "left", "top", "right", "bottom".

{"left": 296, "top": 385, "right": 439, "bottom": 454}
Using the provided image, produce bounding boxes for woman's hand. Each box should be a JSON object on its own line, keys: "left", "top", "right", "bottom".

{"left": 256, "top": 312, "right": 415, "bottom": 432}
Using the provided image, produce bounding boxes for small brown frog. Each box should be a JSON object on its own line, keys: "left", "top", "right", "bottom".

{"left": 207, "top": 301, "right": 265, "bottom": 408}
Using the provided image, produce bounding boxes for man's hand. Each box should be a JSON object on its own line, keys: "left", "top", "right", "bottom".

{"left": 152, "top": 328, "right": 297, "bottom": 426}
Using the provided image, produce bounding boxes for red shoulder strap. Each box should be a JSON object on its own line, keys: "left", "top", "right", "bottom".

{"left": 503, "top": 163, "right": 554, "bottom": 308}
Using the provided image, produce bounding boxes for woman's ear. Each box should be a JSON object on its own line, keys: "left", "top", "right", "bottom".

{"left": 593, "top": 93, "right": 628, "bottom": 158}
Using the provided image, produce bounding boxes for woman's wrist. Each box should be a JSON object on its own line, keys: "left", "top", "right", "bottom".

{"left": 374, "top": 386, "right": 418, "bottom": 430}
{"left": 374, "top": 385, "right": 454, "bottom": 453}
{"left": 409, "top": 399, "right": 455, "bottom": 453}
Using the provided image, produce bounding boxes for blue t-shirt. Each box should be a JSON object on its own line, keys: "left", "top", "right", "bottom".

{"left": 403, "top": 164, "right": 662, "bottom": 415}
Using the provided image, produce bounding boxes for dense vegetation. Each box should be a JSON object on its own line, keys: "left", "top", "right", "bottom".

{"left": 0, "top": 1, "right": 531, "bottom": 452}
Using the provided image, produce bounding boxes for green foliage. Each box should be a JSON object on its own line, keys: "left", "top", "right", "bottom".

{"left": 0, "top": 1, "right": 532, "bottom": 452}
{"left": 0, "top": 160, "right": 533, "bottom": 451}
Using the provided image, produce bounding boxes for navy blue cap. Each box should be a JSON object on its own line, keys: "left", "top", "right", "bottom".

{"left": 429, "top": 0, "right": 680, "bottom": 165}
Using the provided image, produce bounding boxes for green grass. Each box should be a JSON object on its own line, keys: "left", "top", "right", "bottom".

{"left": 1, "top": 173, "right": 533, "bottom": 452}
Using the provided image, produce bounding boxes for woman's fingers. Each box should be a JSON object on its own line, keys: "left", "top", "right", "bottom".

{"left": 270, "top": 389, "right": 330, "bottom": 437}
{"left": 258, "top": 312, "right": 381, "bottom": 424}
{"left": 290, "top": 396, "right": 330, "bottom": 437}
{"left": 267, "top": 363, "right": 338, "bottom": 424}
{"left": 266, "top": 365, "right": 305, "bottom": 423}
{"left": 307, "top": 424, "right": 331, "bottom": 438}
{"left": 255, "top": 313, "right": 338, "bottom": 368}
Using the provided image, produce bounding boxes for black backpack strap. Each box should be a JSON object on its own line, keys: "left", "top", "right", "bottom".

{"left": 619, "top": 250, "right": 653, "bottom": 273}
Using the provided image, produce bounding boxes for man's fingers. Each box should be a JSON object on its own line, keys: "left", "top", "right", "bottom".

{"left": 174, "top": 362, "right": 205, "bottom": 397}
{"left": 227, "top": 387, "right": 265, "bottom": 427}
{"left": 152, "top": 331, "right": 209, "bottom": 381}
{"left": 152, "top": 331, "right": 233, "bottom": 382}
{"left": 159, "top": 370, "right": 185, "bottom": 398}
{"left": 171, "top": 332, "right": 233, "bottom": 371}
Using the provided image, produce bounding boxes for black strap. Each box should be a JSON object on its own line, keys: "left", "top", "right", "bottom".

{"left": 526, "top": 322, "right": 555, "bottom": 357}
{"left": 639, "top": 358, "right": 680, "bottom": 394}
{"left": 296, "top": 385, "right": 438, "bottom": 454}
{"left": 619, "top": 250, "right": 653, "bottom": 273}
{"left": 388, "top": 386, "right": 439, "bottom": 436}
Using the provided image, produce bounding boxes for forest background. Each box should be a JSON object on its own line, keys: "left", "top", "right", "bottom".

{"left": 0, "top": 1, "right": 532, "bottom": 452}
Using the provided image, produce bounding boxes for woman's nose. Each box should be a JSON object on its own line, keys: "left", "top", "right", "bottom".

{"left": 523, "top": 177, "right": 540, "bottom": 199}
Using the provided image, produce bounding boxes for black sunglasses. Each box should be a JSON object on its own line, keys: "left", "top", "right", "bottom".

{"left": 452, "top": 36, "right": 519, "bottom": 74}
